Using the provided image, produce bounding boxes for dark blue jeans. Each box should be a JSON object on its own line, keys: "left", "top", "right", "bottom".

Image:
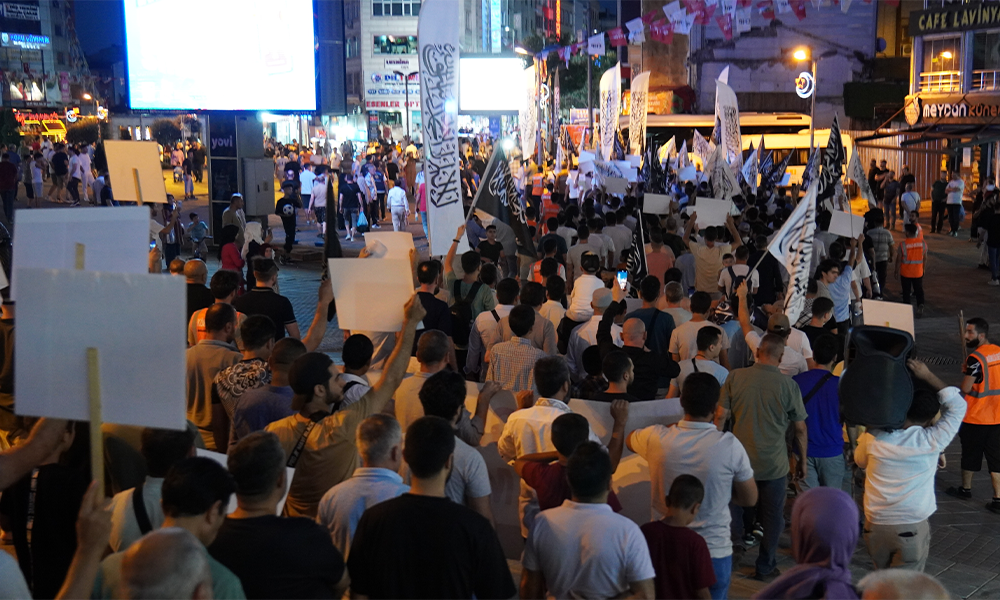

{"left": 730, "top": 476, "right": 787, "bottom": 576}
{"left": 989, "top": 246, "right": 1000, "bottom": 281}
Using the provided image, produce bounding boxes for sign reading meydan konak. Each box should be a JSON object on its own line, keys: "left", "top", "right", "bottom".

{"left": 904, "top": 93, "right": 1000, "bottom": 126}
{"left": 910, "top": 2, "right": 1000, "bottom": 36}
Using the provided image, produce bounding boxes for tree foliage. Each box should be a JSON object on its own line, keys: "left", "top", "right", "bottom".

{"left": 519, "top": 34, "right": 620, "bottom": 113}
{"left": 149, "top": 118, "right": 182, "bottom": 147}
{"left": 0, "top": 110, "right": 20, "bottom": 146}
{"left": 65, "top": 121, "right": 99, "bottom": 145}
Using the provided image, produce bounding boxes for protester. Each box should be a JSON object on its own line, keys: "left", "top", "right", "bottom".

{"left": 186, "top": 304, "right": 242, "bottom": 450}
{"left": 735, "top": 283, "right": 809, "bottom": 376}
{"left": 490, "top": 281, "right": 558, "bottom": 355}
{"left": 663, "top": 281, "right": 693, "bottom": 326}
{"left": 229, "top": 338, "right": 306, "bottom": 447}
{"left": 540, "top": 275, "right": 567, "bottom": 328}
{"left": 669, "top": 291, "right": 730, "bottom": 367}
{"left": 466, "top": 277, "right": 518, "bottom": 379}
{"left": 232, "top": 258, "right": 298, "bottom": 341}
{"left": 486, "top": 305, "right": 547, "bottom": 392}
{"left": 641, "top": 474, "right": 718, "bottom": 600}
{"left": 949, "top": 317, "right": 1000, "bottom": 510}
{"left": 417, "top": 371, "right": 493, "bottom": 522}
{"left": 719, "top": 333, "right": 808, "bottom": 581}
{"left": 339, "top": 334, "right": 373, "bottom": 407}
{"left": 626, "top": 275, "right": 677, "bottom": 356}
{"left": 683, "top": 213, "right": 741, "bottom": 294}
{"left": 211, "top": 315, "right": 276, "bottom": 450}
{"left": 559, "top": 251, "right": 605, "bottom": 353}
{"left": 209, "top": 432, "right": 347, "bottom": 598}
{"left": 592, "top": 351, "right": 642, "bottom": 403}
{"left": 521, "top": 441, "right": 656, "bottom": 599}
{"left": 793, "top": 334, "right": 845, "bottom": 490}
{"left": 184, "top": 259, "right": 213, "bottom": 320}
{"left": 856, "top": 359, "right": 964, "bottom": 571}
{"left": 754, "top": 487, "right": 860, "bottom": 600}
{"left": 857, "top": 570, "right": 949, "bottom": 599}
{"left": 797, "top": 297, "right": 836, "bottom": 346}
{"left": 108, "top": 427, "right": 196, "bottom": 553}
{"left": 629, "top": 372, "right": 756, "bottom": 598}
{"left": 566, "top": 288, "right": 622, "bottom": 379}
{"left": 667, "top": 326, "right": 730, "bottom": 398}
{"left": 347, "top": 417, "right": 516, "bottom": 599}
{"left": 263, "top": 295, "right": 423, "bottom": 518}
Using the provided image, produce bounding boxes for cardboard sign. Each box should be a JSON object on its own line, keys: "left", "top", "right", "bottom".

{"left": 328, "top": 258, "right": 413, "bottom": 332}
{"left": 691, "top": 198, "right": 733, "bottom": 228}
{"left": 643, "top": 193, "right": 672, "bottom": 215}
{"left": 828, "top": 210, "right": 866, "bottom": 239}
{"left": 11, "top": 207, "right": 150, "bottom": 300}
{"left": 15, "top": 269, "right": 186, "bottom": 429}
{"left": 862, "top": 298, "right": 915, "bottom": 338}
{"left": 197, "top": 448, "right": 294, "bottom": 515}
{"left": 626, "top": 154, "right": 642, "bottom": 168}
{"left": 363, "top": 231, "right": 415, "bottom": 260}
{"left": 678, "top": 165, "right": 698, "bottom": 181}
{"left": 579, "top": 150, "right": 596, "bottom": 164}
{"left": 103, "top": 140, "right": 169, "bottom": 204}
{"left": 604, "top": 177, "right": 629, "bottom": 195}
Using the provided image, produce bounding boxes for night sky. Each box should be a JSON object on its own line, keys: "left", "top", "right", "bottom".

{"left": 74, "top": 0, "right": 124, "bottom": 57}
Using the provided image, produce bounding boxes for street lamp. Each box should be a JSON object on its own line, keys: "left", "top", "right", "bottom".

{"left": 392, "top": 70, "right": 417, "bottom": 140}
{"left": 792, "top": 46, "right": 837, "bottom": 156}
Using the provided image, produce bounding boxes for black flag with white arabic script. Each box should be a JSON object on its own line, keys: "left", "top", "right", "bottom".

{"left": 817, "top": 114, "right": 846, "bottom": 203}
{"left": 472, "top": 144, "right": 537, "bottom": 258}
{"left": 625, "top": 208, "right": 647, "bottom": 298}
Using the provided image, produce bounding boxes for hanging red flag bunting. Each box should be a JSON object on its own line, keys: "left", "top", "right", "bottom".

{"left": 790, "top": 0, "right": 808, "bottom": 20}
{"left": 697, "top": 2, "right": 717, "bottom": 24}
{"left": 757, "top": 0, "right": 776, "bottom": 19}
{"left": 641, "top": 9, "right": 659, "bottom": 24}
{"left": 716, "top": 13, "right": 734, "bottom": 40}
{"left": 608, "top": 27, "right": 628, "bottom": 47}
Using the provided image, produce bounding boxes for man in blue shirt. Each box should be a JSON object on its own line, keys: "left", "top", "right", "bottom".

{"left": 626, "top": 275, "right": 676, "bottom": 357}
{"left": 792, "top": 333, "right": 845, "bottom": 490}
{"left": 229, "top": 338, "right": 306, "bottom": 447}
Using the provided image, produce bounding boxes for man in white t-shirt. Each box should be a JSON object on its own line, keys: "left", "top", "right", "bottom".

{"left": 522, "top": 441, "right": 655, "bottom": 600}
{"left": 667, "top": 325, "right": 729, "bottom": 398}
{"left": 668, "top": 291, "right": 730, "bottom": 367}
{"left": 946, "top": 170, "right": 965, "bottom": 237}
{"left": 629, "top": 372, "right": 756, "bottom": 599}
{"left": 901, "top": 182, "right": 921, "bottom": 228}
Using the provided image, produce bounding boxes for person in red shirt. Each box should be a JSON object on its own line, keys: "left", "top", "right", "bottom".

{"left": 641, "top": 474, "right": 717, "bottom": 600}
{"left": 513, "top": 407, "right": 627, "bottom": 513}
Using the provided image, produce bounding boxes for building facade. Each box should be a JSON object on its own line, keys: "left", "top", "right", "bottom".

{"left": 0, "top": 0, "right": 90, "bottom": 109}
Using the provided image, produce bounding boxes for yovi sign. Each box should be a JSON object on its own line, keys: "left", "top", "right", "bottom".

{"left": 905, "top": 95, "right": 1000, "bottom": 125}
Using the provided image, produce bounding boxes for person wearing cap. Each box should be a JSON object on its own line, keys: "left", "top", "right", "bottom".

{"left": 221, "top": 193, "right": 247, "bottom": 250}
{"left": 275, "top": 181, "right": 302, "bottom": 255}
{"left": 734, "top": 283, "right": 809, "bottom": 377}
{"left": 566, "top": 287, "right": 623, "bottom": 380}
{"left": 557, "top": 250, "right": 605, "bottom": 354}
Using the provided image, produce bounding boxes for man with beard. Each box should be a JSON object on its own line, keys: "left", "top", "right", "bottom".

{"left": 947, "top": 317, "right": 1000, "bottom": 513}
{"left": 264, "top": 295, "right": 425, "bottom": 518}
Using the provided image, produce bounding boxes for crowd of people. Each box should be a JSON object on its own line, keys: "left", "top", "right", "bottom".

{"left": 0, "top": 132, "right": 978, "bottom": 600}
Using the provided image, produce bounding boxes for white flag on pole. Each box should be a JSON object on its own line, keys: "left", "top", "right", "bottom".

{"left": 419, "top": 0, "right": 467, "bottom": 256}
{"left": 599, "top": 63, "right": 621, "bottom": 161}
{"left": 519, "top": 65, "right": 537, "bottom": 161}
{"left": 715, "top": 78, "right": 742, "bottom": 171}
{"left": 629, "top": 72, "right": 650, "bottom": 156}
{"left": 767, "top": 180, "right": 818, "bottom": 324}
{"left": 741, "top": 144, "right": 759, "bottom": 193}
{"left": 847, "top": 150, "right": 876, "bottom": 208}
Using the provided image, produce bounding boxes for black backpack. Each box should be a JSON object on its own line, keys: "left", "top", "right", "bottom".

{"left": 450, "top": 280, "right": 482, "bottom": 346}
{"left": 726, "top": 266, "right": 753, "bottom": 315}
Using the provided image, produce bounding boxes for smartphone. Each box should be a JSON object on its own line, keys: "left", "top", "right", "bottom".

{"left": 616, "top": 269, "right": 628, "bottom": 290}
{"left": 150, "top": 240, "right": 157, "bottom": 249}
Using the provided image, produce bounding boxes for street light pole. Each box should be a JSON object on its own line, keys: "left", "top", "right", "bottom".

{"left": 809, "top": 58, "right": 817, "bottom": 156}
{"left": 393, "top": 70, "right": 417, "bottom": 140}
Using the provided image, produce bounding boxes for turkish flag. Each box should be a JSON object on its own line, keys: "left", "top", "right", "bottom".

{"left": 609, "top": 27, "right": 628, "bottom": 46}
{"left": 642, "top": 9, "right": 659, "bottom": 24}
{"left": 790, "top": 0, "right": 807, "bottom": 20}
{"left": 716, "top": 13, "right": 734, "bottom": 40}
{"left": 758, "top": 0, "right": 776, "bottom": 19}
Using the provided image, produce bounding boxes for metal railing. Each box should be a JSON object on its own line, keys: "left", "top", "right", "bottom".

{"left": 973, "top": 69, "right": 1000, "bottom": 91}
{"left": 919, "top": 70, "right": 962, "bottom": 93}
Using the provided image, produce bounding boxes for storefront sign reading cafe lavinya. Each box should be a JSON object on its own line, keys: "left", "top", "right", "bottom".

{"left": 909, "top": 2, "right": 1000, "bottom": 36}
{"left": 904, "top": 93, "right": 1000, "bottom": 126}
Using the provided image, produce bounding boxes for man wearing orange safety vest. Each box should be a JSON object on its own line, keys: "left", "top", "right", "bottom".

{"left": 893, "top": 222, "right": 928, "bottom": 317}
{"left": 948, "top": 317, "right": 1000, "bottom": 513}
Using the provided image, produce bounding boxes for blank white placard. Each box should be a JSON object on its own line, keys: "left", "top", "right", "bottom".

{"left": 11, "top": 206, "right": 150, "bottom": 300}
{"left": 15, "top": 268, "right": 186, "bottom": 429}
{"left": 579, "top": 151, "right": 596, "bottom": 164}
{"left": 862, "top": 298, "right": 915, "bottom": 338}
{"left": 626, "top": 154, "right": 642, "bottom": 168}
{"left": 691, "top": 198, "right": 733, "bottom": 228}
{"left": 678, "top": 165, "right": 698, "bottom": 181}
{"left": 363, "top": 231, "right": 415, "bottom": 260}
{"left": 103, "top": 140, "right": 168, "bottom": 204}
{"left": 328, "top": 258, "right": 413, "bottom": 332}
{"left": 828, "top": 210, "right": 866, "bottom": 238}
{"left": 605, "top": 177, "right": 628, "bottom": 195}
{"left": 643, "top": 193, "right": 672, "bottom": 214}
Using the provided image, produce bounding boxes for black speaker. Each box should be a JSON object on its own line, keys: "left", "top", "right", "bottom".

{"left": 840, "top": 325, "right": 914, "bottom": 430}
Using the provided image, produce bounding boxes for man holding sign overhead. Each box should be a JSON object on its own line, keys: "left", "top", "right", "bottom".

{"left": 683, "top": 213, "right": 742, "bottom": 294}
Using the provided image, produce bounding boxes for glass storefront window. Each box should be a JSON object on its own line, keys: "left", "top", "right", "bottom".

{"left": 974, "top": 30, "right": 1000, "bottom": 90}
{"left": 373, "top": 35, "right": 418, "bottom": 55}
{"left": 921, "top": 36, "right": 961, "bottom": 92}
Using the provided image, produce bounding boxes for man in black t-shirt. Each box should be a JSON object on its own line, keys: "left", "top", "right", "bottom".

{"left": 274, "top": 182, "right": 301, "bottom": 254}
{"left": 478, "top": 225, "right": 506, "bottom": 270}
{"left": 414, "top": 260, "right": 452, "bottom": 353}
{"left": 339, "top": 173, "right": 363, "bottom": 241}
{"left": 348, "top": 417, "right": 516, "bottom": 599}
{"left": 233, "top": 258, "right": 298, "bottom": 340}
{"left": 47, "top": 143, "right": 69, "bottom": 203}
{"left": 210, "top": 431, "right": 346, "bottom": 599}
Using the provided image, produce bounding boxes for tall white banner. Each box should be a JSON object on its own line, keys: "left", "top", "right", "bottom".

{"left": 628, "top": 71, "right": 650, "bottom": 156}
{"left": 419, "top": 0, "right": 468, "bottom": 256}
{"left": 599, "top": 63, "right": 621, "bottom": 161}
{"left": 519, "top": 65, "right": 537, "bottom": 162}
{"left": 847, "top": 150, "right": 876, "bottom": 208}
{"left": 767, "top": 180, "right": 818, "bottom": 324}
{"left": 715, "top": 79, "right": 742, "bottom": 170}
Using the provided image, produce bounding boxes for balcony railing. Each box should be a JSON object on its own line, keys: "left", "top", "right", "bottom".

{"left": 919, "top": 70, "right": 962, "bottom": 93}
{"left": 973, "top": 69, "right": 1000, "bottom": 91}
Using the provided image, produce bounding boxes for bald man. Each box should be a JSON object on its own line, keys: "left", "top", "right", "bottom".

{"left": 120, "top": 528, "right": 213, "bottom": 599}
{"left": 597, "top": 286, "right": 680, "bottom": 400}
{"left": 858, "top": 570, "right": 948, "bottom": 599}
{"left": 185, "top": 259, "right": 213, "bottom": 319}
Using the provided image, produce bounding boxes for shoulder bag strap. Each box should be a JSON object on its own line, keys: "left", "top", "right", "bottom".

{"left": 286, "top": 412, "right": 326, "bottom": 468}
{"left": 491, "top": 309, "right": 500, "bottom": 322}
{"left": 132, "top": 482, "right": 154, "bottom": 536}
{"left": 691, "top": 358, "right": 700, "bottom": 373}
{"left": 802, "top": 372, "right": 836, "bottom": 406}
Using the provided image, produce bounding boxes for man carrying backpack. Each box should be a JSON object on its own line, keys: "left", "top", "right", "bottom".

{"left": 445, "top": 225, "right": 497, "bottom": 367}
{"left": 718, "top": 246, "right": 759, "bottom": 301}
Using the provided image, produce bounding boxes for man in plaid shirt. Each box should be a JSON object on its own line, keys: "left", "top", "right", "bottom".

{"left": 487, "top": 305, "right": 547, "bottom": 392}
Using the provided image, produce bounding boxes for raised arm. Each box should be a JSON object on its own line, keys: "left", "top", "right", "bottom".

{"left": 444, "top": 224, "right": 465, "bottom": 279}
{"left": 302, "top": 278, "right": 335, "bottom": 352}
{"left": 725, "top": 214, "right": 742, "bottom": 249}
{"left": 365, "top": 295, "right": 426, "bottom": 411}
{"left": 55, "top": 481, "right": 111, "bottom": 600}
{"left": 683, "top": 211, "right": 697, "bottom": 245}
{"left": 0, "top": 418, "right": 67, "bottom": 490}
{"left": 736, "top": 281, "right": 752, "bottom": 338}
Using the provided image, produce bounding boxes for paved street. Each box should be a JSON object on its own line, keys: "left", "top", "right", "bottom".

{"left": 6, "top": 184, "right": 1000, "bottom": 597}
